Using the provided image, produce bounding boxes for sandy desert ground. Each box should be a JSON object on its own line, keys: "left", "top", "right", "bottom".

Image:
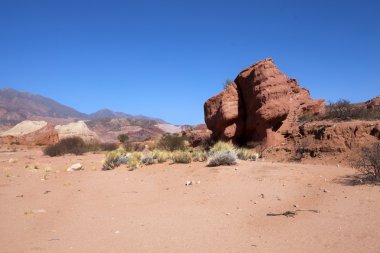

{"left": 0, "top": 147, "right": 379, "bottom": 253}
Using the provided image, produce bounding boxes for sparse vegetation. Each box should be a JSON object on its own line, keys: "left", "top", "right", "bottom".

{"left": 209, "top": 141, "right": 235, "bottom": 155}
{"left": 191, "top": 148, "right": 208, "bottom": 162}
{"left": 353, "top": 142, "right": 380, "bottom": 182}
{"left": 127, "top": 152, "right": 142, "bottom": 170}
{"left": 117, "top": 133, "right": 129, "bottom": 144}
{"left": 102, "top": 149, "right": 129, "bottom": 170}
{"left": 152, "top": 150, "right": 172, "bottom": 163}
{"left": 172, "top": 150, "right": 192, "bottom": 164}
{"left": 236, "top": 147, "right": 259, "bottom": 161}
{"left": 222, "top": 79, "right": 234, "bottom": 89}
{"left": 99, "top": 142, "right": 119, "bottom": 151}
{"left": 207, "top": 150, "right": 237, "bottom": 167}
{"left": 157, "top": 133, "right": 188, "bottom": 151}
{"left": 299, "top": 99, "right": 380, "bottom": 122}
{"left": 141, "top": 153, "right": 156, "bottom": 165}
{"left": 44, "top": 137, "right": 88, "bottom": 156}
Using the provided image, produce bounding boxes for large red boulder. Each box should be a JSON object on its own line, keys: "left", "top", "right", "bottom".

{"left": 204, "top": 58, "right": 325, "bottom": 147}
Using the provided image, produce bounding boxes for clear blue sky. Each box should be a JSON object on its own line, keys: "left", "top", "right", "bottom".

{"left": 0, "top": 0, "right": 379, "bottom": 125}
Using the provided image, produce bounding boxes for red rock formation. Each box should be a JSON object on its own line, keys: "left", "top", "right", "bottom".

{"left": 204, "top": 59, "right": 325, "bottom": 147}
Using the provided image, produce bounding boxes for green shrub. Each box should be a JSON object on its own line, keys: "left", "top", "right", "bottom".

{"left": 157, "top": 133, "right": 187, "bottom": 151}
{"left": 236, "top": 148, "right": 259, "bottom": 161}
{"left": 172, "top": 150, "right": 192, "bottom": 164}
{"left": 44, "top": 137, "right": 88, "bottom": 156}
{"left": 207, "top": 150, "right": 237, "bottom": 167}
{"left": 118, "top": 133, "right": 129, "bottom": 144}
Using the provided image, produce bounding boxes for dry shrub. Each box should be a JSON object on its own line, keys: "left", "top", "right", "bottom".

{"left": 299, "top": 99, "right": 380, "bottom": 122}
{"left": 209, "top": 141, "right": 235, "bottom": 155}
{"left": 207, "top": 150, "right": 237, "bottom": 167}
{"left": 102, "top": 149, "right": 129, "bottom": 170}
{"left": 152, "top": 150, "right": 172, "bottom": 163}
{"left": 127, "top": 152, "right": 142, "bottom": 170}
{"left": 353, "top": 142, "right": 380, "bottom": 182}
{"left": 44, "top": 137, "right": 88, "bottom": 156}
{"left": 192, "top": 148, "right": 208, "bottom": 162}
{"left": 157, "top": 133, "right": 187, "bottom": 151}
{"left": 236, "top": 148, "right": 259, "bottom": 161}
{"left": 99, "top": 142, "right": 118, "bottom": 151}
{"left": 172, "top": 150, "right": 192, "bottom": 164}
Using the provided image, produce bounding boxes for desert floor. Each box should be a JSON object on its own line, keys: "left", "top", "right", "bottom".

{"left": 0, "top": 148, "right": 379, "bottom": 253}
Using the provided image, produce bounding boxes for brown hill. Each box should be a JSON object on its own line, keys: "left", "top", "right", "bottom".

{"left": 0, "top": 88, "right": 87, "bottom": 124}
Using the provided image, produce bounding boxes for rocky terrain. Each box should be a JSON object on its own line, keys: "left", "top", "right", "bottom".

{"left": 203, "top": 59, "right": 380, "bottom": 164}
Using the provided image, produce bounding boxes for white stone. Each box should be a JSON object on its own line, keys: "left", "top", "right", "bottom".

{"left": 67, "top": 163, "right": 83, "bottom": 172}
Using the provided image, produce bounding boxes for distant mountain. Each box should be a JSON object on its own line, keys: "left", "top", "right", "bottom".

{"left": 89, "top": 109, "right": 132, "bottom": 119}
{"left": 0, "top": 88, "right": 167, "bottom": 125}
{"left": 89, "top": 109, "right": 167, "bottom": 123}
{"left": 0, "top": 88, "right": 87, "bottom": 124}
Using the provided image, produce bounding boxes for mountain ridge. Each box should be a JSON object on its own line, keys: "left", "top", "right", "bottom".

{"left": 0, "top": 88, "right": 167, "bottom": 125}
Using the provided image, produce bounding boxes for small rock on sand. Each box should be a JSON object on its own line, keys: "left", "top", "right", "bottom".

{"left": 67, "top": 163, "right": 83, "bottom": 172}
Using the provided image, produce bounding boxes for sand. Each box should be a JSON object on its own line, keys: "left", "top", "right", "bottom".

{"left": 0, "top": 148, "right": 379, "bottom": 253}
{"left": 0, "top": 121, "right": 47, "bottom": 137}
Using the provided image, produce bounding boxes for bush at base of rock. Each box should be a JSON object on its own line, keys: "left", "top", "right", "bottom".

{"left": 236, "top": 148, "right": 259, "bottom": 161}
{"left": 209, "top": 141, "right": 235, "bottom": 155}
{"left": 207, "top": 150, "right": 237, "bottom": 167}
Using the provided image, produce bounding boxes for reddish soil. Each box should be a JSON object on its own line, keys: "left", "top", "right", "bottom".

{"left": 0, "top": 147, "right": 379, "bottom": 253}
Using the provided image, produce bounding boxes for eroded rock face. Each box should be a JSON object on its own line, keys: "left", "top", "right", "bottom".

{"left": 204, "top": 83, "right": 245, "bottom": 141}
{"left": 204, "top": 59, "right": 325, "bottom": 147}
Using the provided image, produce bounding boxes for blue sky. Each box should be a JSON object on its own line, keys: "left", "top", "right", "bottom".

{"left": 0, "top": 0, "right": 379, "bottom": 125}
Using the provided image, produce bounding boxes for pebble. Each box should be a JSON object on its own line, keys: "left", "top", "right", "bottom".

{"left": 67, "top": 163, "right": 83, "bottom": 172}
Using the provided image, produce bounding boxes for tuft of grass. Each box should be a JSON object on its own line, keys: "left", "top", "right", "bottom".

{"left": 127, "top": 152, "right": 142, "bottom": 170}
{"left": 207, "top": 150, "right": 237, "bottom": 167}
{"left": 172, "top": 150, "right": 192, "bottom": 164}
{"left": 209, "top": 141, "right": 235, "bottom": 155}
{"left": 236, "top": 148, "right": 259, "bottom": 161}
{"left": 152, "top": 150, "right": 172, "bottom": 163}
{"left": 102, "top": 149, "right": 129, "bottom": 170}
{"left": 141, "top": 153, "right": 156, "bottom": 165}
{"left": 192, "top": 148, "right": 208, "bottom": 162}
